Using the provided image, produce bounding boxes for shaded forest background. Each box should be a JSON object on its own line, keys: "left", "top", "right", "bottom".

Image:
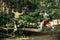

{"left": 0, "top": 0, "right": 60, "bottom": 27}
{"left": 0, "top": 0, "right": 60, "bottom": 37}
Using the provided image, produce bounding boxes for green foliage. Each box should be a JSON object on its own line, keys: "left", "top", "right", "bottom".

{"left": 0, "top": 12, "right": 14, "bottom": 26}
{"left": 0, "top": 0, "right": 60, "bottom": 37}
{"left": 0, "top": 2, "right": 2, "bottom": 7}
{"left": 17, "top": 9, "right": 41, "bottom": 27}
{"left": 6, "top": 23, "right": 14, "bottom": 27}
{"left": 0, "top": 0, "right": 60, "bottom": 27}
{"left": 18, "top": 19, "right": 27, "bottom": 27}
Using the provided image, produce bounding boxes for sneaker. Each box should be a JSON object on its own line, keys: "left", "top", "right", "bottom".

{"left": 14, "top": 28, "right": 17, "bottom": 32}
{"left": 38, "top": 27, "right": 42, "bottom": 31}
{"left": 51, "top": 27, "right": 55, "bottom": 31}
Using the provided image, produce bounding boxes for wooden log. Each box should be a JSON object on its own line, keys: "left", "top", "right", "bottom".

{"left": 21, "top": 28, "right": 41, "bottom": 32}
{"left": 0, "top": 27, "right": 41, "bottom": 32}
{"left": 0, "top": 27, "right": 60, "bottom": 33}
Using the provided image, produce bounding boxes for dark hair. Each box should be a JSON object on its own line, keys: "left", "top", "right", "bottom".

{"left": 40, "top": 10, "right": 45, "bottom": 13}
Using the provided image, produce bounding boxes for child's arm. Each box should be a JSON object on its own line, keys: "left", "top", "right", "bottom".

{"left": 19, "top": 12, "right": 24, "bottom": 16}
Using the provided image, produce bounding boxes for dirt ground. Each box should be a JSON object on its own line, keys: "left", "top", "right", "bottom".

{"left": 29, "top": 34, "right": 58, "bottom": 40}
{"left": 0, "top": 32, "right": 59, "bottom": 40}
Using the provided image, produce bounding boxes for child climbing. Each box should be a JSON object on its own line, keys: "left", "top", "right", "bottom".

{"left": 38, "top": 10, "right": 55, "bottom": 31}
{"left": 12, "top": 10, "right": 24, "bottom": 32}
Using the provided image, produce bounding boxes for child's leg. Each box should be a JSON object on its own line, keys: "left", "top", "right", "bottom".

{"left": 46, "top": 23, "right": 55, "bottom": 31}
{"left": 49, "top": 22, "right": 55, "bottom": 31}
{"left": 44, "top": 20, "right": 55, "bottom": 31}
{"left": 14, "top": 24, "right": 17, "bottom": 32}
{"left": 14, "top": 19, "right": 17, "bottom": 32}
{"left": 38, "top": 21, "right": 44, "bottom": 31}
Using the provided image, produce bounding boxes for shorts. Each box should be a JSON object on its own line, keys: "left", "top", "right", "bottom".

{"left": 14, "top": 18, "right": 18, "bottom": 24}
{"left": 43, "top": 19, "right": 50, "bottom": 24}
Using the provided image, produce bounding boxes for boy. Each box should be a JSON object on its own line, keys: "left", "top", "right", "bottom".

{"left": 12, "top": 10, "right": 24, "bottom": 32}
{"left": 38, "top": 10, "right": 55, "bottom": 31}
